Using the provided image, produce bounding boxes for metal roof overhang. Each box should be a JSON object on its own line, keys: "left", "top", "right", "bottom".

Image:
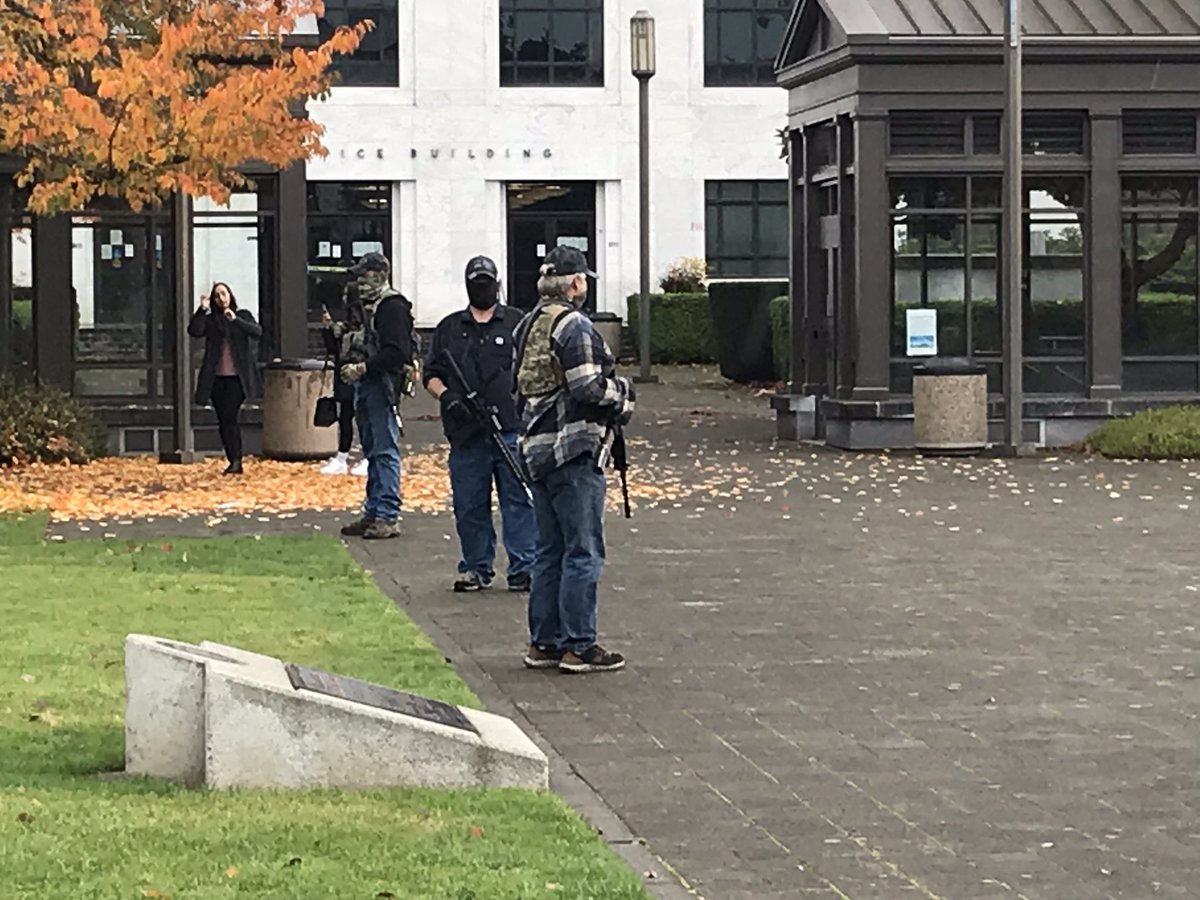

{"left": 778, "top": 35, "right": 1200, "bottom": 89}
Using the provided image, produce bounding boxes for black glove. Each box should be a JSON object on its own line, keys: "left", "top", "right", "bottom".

{"left": 440, "top": 391, "right": 473, "bottom": 428}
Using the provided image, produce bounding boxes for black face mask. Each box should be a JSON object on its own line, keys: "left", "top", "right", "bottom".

{"left": 467, "top": 279, "right": 499, "bottom": 310}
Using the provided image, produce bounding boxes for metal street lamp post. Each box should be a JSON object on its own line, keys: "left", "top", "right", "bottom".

{"left": 1002, "top": 0, "right": 1027, "bottom": 454}
{"left": 631, "top": 10, "right": 658, "bottom": 384}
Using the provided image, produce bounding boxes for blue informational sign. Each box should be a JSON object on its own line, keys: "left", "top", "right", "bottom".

{"left": 906, "top": 309, "right": 938, "bottom": 357}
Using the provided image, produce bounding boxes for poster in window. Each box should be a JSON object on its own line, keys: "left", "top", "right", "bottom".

{"left": 906, "top": 309, "right": 938, "bottom": 357}
{"left": 557, "top": 236, "right": 589, "bottom": 252}
{"left": 352, "top": 241, "right": 384, "bottom": 257}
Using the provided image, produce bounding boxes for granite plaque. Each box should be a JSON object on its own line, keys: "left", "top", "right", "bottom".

{"left": 285, "top": 664, "right": 478, "bottom": 734}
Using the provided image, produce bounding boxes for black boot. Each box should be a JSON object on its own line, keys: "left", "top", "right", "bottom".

{"left": 224, "top": 459, "right": 243, "bottom": 475}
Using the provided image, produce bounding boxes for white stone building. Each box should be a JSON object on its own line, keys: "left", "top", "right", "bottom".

{"left": 304, "top": 0, "right": 792, "bottom": 327}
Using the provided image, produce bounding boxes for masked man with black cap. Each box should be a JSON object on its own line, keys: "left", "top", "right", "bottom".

{"left": 337, "top": 252, "right": 414, "bottom": 541}
{"left": 423, "top": 256, "right": 537, "bottom": 592}
{"left": 513, "top": 245, "right": 634, "bottom": 674}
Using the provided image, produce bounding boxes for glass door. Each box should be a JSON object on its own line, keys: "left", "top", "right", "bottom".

{"left": 506, "top": 183, "right": 596, "bottom": 313}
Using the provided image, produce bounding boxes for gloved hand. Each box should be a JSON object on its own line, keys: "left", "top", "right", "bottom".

{"left": 440, "top": 390, "right": 473, "bottom": 428}
{"left": 340, "top": 362, "right": 368, "bottom": 384}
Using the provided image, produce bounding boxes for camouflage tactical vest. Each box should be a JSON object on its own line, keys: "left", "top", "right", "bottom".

{"left": 517, "top": 303, "right": 572, "bottom": 398}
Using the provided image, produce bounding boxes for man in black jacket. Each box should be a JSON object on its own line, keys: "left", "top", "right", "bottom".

{"left": 424, "top": 256, "right": 537, "bottom": 591}
{"left": 336, "top": 252, "right": 414, "bottom": 540}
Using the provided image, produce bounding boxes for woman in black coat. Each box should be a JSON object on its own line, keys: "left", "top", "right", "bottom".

{"left": 188, "top": 282, "right": 263, "bottom": 475}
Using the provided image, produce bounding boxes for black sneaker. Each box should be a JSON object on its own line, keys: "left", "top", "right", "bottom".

{"left": 523, "top": 645, "right": 564, "bottom": 669}
{"left": 340, "top": 517, "right": 375, "bottom": 537}
{"left": 454, "top": 571, "right": 493, "bottom": 593}
{"left": 507, "top": 572, "right": 531, "bottom": 593}
{"left": 559, "top": 645, "right": 625, "bottom": 674}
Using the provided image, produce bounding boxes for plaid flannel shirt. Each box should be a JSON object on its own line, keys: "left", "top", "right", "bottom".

{"left": 515, "top": 304, "right": 635, "bottom": 483}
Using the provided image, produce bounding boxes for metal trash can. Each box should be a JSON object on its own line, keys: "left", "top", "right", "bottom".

{"left": 913, "top": 357, "right": 988, "bottom": 454}
{"left": 591, "top": 312, "right": 623, "bottom": 357}
{"left": 262, "top": 359, "right": 338, "bottom": 461}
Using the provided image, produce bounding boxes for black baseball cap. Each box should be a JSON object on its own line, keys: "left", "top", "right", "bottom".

{"left": 465, "top": 255, "right": 499, "bottom": 282}
{"left": 348, "top": 251, "right": 390, "bottom": 277}
{"left": 542, "top": 245, "right": 596, "bottom": 279}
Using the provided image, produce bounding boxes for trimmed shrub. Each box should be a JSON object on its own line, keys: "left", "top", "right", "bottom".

{"left": 1086, "top": 406, "right": 1200, "bottom": 460}
{"left": 0, "top": 377, "right": 108, "bottom": 466}
{"left": 709, "top": 281, "right": 786, "bottom": 383}
{"left": 626, "top": 292, "right": 717, "bottom": 364}
{"left": 660, "top": 257, "right": 707, "bottom": 294}
{"left": 768, "top": 296, "right": 790, "bottom": 382}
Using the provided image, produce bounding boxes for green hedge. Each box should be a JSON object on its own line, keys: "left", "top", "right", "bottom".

{"left": 1087, "top": 406, "right": 1200, "bottom": 459}
{"left": 625, "top": 293, "right": 717, "bottom": 364}
{"left": 768, "top": 296, "right": 789, "bottom": 382}
{"left": 709, "top": 282, "right": 785, "bottom": 383}
{"left": 893, "top": 293, "right": 1200, "bottom": 355}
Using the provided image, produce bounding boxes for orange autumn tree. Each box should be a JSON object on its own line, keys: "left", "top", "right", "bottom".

{"left": 0, "top": 0, "right": 368, "bottom": 214}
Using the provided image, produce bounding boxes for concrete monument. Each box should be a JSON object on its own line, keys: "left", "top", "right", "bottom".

{"left": 123, "top": 634, "right": 548, "bottom": 791}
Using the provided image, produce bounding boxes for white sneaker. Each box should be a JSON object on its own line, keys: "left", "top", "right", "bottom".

{"left": 321, "top": 456, "right": 349, "bottom": 476}
{"left": 351, "top": 459, "right": 369, "bottom": 477}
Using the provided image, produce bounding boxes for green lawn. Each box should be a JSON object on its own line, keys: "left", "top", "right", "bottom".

{"left": 0, "top": 514, "right": 648, "bottom": 900}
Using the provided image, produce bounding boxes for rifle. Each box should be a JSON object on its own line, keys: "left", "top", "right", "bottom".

{"left": 611, "top": 427, "right": 632, "bottom": 520}
{"left": 440, "top": 349, "right": 534, "bottom": 503}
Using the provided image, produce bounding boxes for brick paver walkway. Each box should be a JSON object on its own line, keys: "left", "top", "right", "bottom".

{"left": 354, "top": 378, "right": 1200, "bottom": 900}
{"left": 52, "top": 371, "right": 1200, "bottom": 899}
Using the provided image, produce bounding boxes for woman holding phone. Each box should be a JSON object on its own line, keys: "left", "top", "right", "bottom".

{"left": 189, "top": 282, "right": 263, "bottom": 474}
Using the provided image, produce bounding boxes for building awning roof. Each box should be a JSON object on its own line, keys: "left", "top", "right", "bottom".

{"left": 777, "top": 0, "right": 1200, "bottom": 79}
{"left": 820, "top": 0, "right": 1200, "bottom": 37}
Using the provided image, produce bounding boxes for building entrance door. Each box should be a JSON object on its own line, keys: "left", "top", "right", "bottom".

{"left": 506, "top": 183, "right": 596, "bottom": 312}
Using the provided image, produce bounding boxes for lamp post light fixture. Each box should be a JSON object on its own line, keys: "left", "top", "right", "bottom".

{"left": 631, "top": 10, "right": 658, "bottom": 383}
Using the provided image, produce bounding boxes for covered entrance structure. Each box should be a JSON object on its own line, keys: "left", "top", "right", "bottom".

{"left": 773, "top": 0, "right": 1200, "bottom": 449}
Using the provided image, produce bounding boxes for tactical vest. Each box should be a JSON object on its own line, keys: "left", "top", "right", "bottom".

{"left": 516, "top": 303, "right": 572, "bottom": 398}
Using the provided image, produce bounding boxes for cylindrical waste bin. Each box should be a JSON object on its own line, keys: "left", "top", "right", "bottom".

{"left": 591, "top": 312, "right": 623, "bottom": 358}
{"left": 913, "top": 358, "right": 988, "bottom": 454}
{"left": 262, "top": 359, "right": 339, "bottom": 461}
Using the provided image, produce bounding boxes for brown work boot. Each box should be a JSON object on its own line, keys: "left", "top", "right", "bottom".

{"left": 339, "top": 517, "right": 375, "bottom": 537}
{"left": 363, "top": 520, "right": 402, "bottom": 540}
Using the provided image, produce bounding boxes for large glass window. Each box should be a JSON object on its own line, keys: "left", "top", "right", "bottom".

{"left": 704, "top": 0, "right": 792, "bottom": 86}
{"left": 71, "top": 202, "right": 173, "bottom": 399}
{"left": 500, "top": 0, "right": 604, "bottom": 87}
{"left": 888, "top": 176, "right": 1087, "bottom": 395}
{"left": 1122, "top": 177, "right": 1199, "bottom": 392}
{"left": 193, "top": 180, "right": 278, "bottom": 384}
{"left": 319, "top": 0, "right": 399, "bottom": 87}
{"left": 306, "top": 182, "right": 392, "bottom": 342}
{"left": 1, "top": 181, "right": 34, "bottom": 383}
{"left": 1025, "top": 177, "right": 1086, "bottom": 393}
{"left": 705, "top": 181, "right": 788, "bottom": 277}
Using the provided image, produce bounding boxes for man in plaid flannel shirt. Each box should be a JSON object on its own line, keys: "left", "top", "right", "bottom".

{"left": 514, "top": 245, "right": 635, "bottom": 674}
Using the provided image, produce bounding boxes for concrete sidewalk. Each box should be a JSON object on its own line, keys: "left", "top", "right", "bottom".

{"left": 350, "top": 377, "right": 1200, "bottom": 900}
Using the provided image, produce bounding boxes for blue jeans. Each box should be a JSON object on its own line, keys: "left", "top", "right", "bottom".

{"left": 355, "top": 378, "right": 401, "bottom": 523}
{"left": 528, "top": 454, "right": 607, "bottom": 654}
{"left": 449, "top": 433, "right": 537, "bottom": 581}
